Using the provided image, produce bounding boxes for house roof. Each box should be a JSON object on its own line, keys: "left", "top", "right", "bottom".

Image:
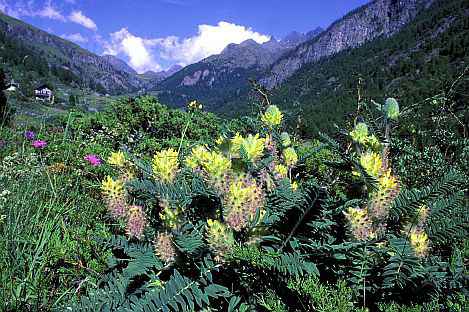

{"left": 35, "top": 84, "right": 52, "bottom": 91}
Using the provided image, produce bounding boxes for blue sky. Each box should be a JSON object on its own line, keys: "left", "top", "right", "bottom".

{"left": 0, "top": 0, "right": 369, "bottom": 73}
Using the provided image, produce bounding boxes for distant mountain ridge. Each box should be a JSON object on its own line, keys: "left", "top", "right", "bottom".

{"left": 102, "top": 55, "right": 138, "bottom": 75}
{"left": 154, "top": 0, "right": 436, "bottom": 113}
{"left": 153, "top": 27, "right": 323, "bottom": 111}
{"left": 139, "top": 65, "right": 183, "bottom": 84}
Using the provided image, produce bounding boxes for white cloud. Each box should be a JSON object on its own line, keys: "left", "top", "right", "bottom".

{"left": 69, "top": 10, "right": 97, "bottom": 31}
{"left": 103, "top": 28, "right": 162, "bottom": 73}
{"left": 61, "top": 32, "right": 88, "bottom": 43}
{"left": 38, "top": 2, "right": 65, "bottom": 21}
{"left": 156, "top": 21, "right": 270, "bottom": 65}
{"left": 102, "top": 21, "right": 270, "bottom": 73}
{"left": 0, "top": 0, "right": 64, "bottom": 21}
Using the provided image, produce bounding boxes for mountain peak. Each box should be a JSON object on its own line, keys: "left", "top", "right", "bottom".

{"left": 102, "top": 55, "right": 137, "bottom": 75}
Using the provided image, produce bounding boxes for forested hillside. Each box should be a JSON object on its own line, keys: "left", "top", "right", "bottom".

{"left": 272, "top": 0, "right": 469, "bottom": 136}
{"left": 0, "top": 13, "right": 143, "bottom": 94}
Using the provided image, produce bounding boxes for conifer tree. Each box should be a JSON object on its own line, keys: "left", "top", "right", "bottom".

{"left": 0, "top": 68, "right": 10, "bottom": 125}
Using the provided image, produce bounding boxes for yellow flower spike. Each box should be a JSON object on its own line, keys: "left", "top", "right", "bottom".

{"left": 359, "top": 151, "right": 382, "bottom": 178}
{"left": 283, "top": 147, "right": 298, "bottom": 167}
{"left": 152, "top": 148, "right": 179, "bottom": 183}
{"left": 154, "top": 232, "right": 176, "bottom": 264}
{"left": 185, "top": 145, "right": 210, "bottom": 170}
{"left": 409, "top": 230, "right": 429, "bottom": 257}
{"left": 291, "top": 181, "right": 299, "bottom": 191}
{"left": 378, "top": 170, "right": 398, "bottom": 189}
{"left": 203, "top": 151, "right": 231, "bottom": 178}
{"left": 344, "top": 207, "right": 375, "bottom": 241}
{"left": 159, "top": 206, "right": 182, "bottom": 230}
{"left": 280, "top": 132, "right": 292, "bottom": 147}
{"left": 350, "top": 123, "right": 369, "bottom": 145}
{"left": 206, "top": 219, "right": 235, "bottom": 261}
{"left": 230, "top": 132, "right": 244, "bottom": 155}
{"left": 274, "top": 164, "right": 288, "bottom": 178}
{"left": 240, "top": 134, "right": 265, "bottom": 161}
{"left": 261, "top": 105, "right": 283, "bottom": 127}
{"left": 223, "top": 175, "right": 265, "bottom": 231}
{"left": 187, "top": 100, "right": 203, "bottom": 111}
{"left": 108, "top": 151, "right": 126, "bottom": 167}
{"left": 101, "top": 176, "right": 125, "bottom": 199}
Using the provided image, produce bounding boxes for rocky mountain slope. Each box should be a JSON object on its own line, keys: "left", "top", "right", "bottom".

{"left": 0, "top": 12, "right": 143, "bottom": 94}
{"left": 153, "top": 28, "right": 323, "bottom": 111}
{"left": 155, "top": 0, "right": 437, "bottom": 113}
{"left": 262, "top": 0, "right": 435, "bottom": 88}
{"left": 102, "top": 55, "right": 138, "bottom": 75}
{"left": 271, "top": 0, "right": 468, "bottom": 136}
{"left": 139, "top": 65, "right": 183, "bottom": 85}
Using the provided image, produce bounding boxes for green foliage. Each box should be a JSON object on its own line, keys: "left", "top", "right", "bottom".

{"left": 0, "top": 127, "right": 111, "bottom": 311}
{"left": 69, "top": 96, "right": 221, "bottom": 156}
{"left": 0, "top": 68, "right": 12, "bottom": 125}
{"left": 287, "top": 277, "right": 359, "bottom": 312}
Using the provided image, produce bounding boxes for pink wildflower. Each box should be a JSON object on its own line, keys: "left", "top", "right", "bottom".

{"left": 32, "top": 140, "right": 47, "bottom": 149}
{"left": 84, "top": 154, "right": 102, "bottom": 166}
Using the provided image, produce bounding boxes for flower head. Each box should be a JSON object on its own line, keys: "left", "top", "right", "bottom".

{"left": 385, "top": 98, "right": 400, "bottom": 121}
{"left": 206, "top": 219, "right": 235, "bottom": 261}
{"left": 283, "top": 147, "right": 298, "bottom": 167}
{"left": 280, "top": 132, "right": 291, "bottom": 147}
{"left": 152, "top": 148, "right": 179, "bottom": 183}
{"left": 159, "top": 201, "right": 182, "bottom": 230}
{"left": 203, "top": 151, "right": 231, "bottom": 178}
{"left": 230, "top": 133, "right": 244, "bottom": 155}
{"left": 261, "top": 105, "right": 283, "bottom": 127}
{"left": 274, "top": 163, "right": 288, "bottom": 179}
{"left": 240, "top": 134, "right": 265, "bottom": 161}
{"left": 107, "top": 197, "right": 127, "bottom": 218}
{"left": 84, "top": 154, "right": 102, "bottom": 167}
{"left": 188, "top": 100, "right": 203, "bottom": 111}
{"left": 224, "top": 175, "right": 264, "bottom": 231}
{"left": 48, "top": 162, "right": 67, "bottom": 174}
{"left": 378, "top": 170, "right": 398, "bottom": 189}
{"left": 359, "top": 152, "right": 382, "bottom": 178}
{"left": 350, "top": 123, "right": 369, "bottom": 145}
{"left": 101, "top": 176, "right": 125, "bottom": 199}
{"left": 344, "top": 207, "right": 375, "bottom": 241}
{"left": 409, "top": 229, "right": 429, "bottom": 257}
{"left": 126, "top": 205, "right": 146, "bottom": 239}
{"left": 107, "top": 151, "right": 126, "bottom": 167}
{"left": 32, "top": 140, "right": 47, "bottom": 149}
{"left": 154, "top": 232, "right": 177, "bottom": 264}
{"left": 24, "top": 130, "right": 36, "bottom": 140}
{"left": 291, "top": 181, "right": 299, "bottom": 191}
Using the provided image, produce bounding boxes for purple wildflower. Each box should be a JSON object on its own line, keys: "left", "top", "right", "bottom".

{"left": 24, "top": 131, "right": 36, "bottom": 140}
{"left": 84, "top": 154, "right": 102, "bottom": 166}
{"left": 32, "top": 140, "right": 47, "bottom": 149}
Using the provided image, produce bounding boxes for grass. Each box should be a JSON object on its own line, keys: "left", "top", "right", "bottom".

{"left": 0, "top": 126, "right": 112, "bottom": 311}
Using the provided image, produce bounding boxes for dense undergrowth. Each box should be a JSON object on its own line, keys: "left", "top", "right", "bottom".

{"left": 0, "top": 88, "right": 467, "bottom": 311}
